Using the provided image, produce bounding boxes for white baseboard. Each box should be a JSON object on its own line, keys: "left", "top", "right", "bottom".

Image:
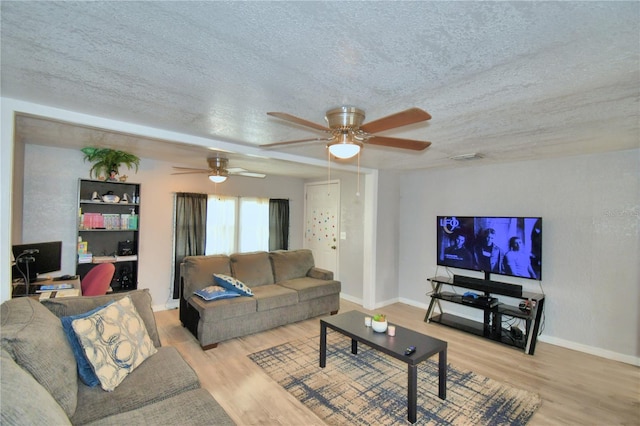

{"left": 339, "top": 293, "right": 363, "bottom": 306}
{"left": 153, "top": 299, "right": 179, "bottom": 312}
{"left": 538, "top": 335, "right": 640, "bottom": 366}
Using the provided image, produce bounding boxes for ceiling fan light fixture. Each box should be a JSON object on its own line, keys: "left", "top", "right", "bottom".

{"left": 327, "top": 132, "right": 362, "bottom": 159}
{"left": 209, "top": 174, "right": 227, "bottom": 183}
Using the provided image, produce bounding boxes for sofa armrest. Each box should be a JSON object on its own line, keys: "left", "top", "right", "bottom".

{"left": 307, "top": 267, "right": 334, "bottom": 280}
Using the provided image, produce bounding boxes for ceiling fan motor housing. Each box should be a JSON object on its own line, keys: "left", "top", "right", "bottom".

{"left": 208, "top": 156, "right": 228, "bottom": 170}
{"left": 325, "top": 106, "right": 365, "bottom": 129}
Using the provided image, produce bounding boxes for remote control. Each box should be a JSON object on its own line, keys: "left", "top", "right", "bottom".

{"left": 404, "top": 346, "right": 416, "bottom": 355}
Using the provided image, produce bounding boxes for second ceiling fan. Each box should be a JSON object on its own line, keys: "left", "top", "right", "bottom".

{"left": 261, "top": 106, "right": 432, "bottom": 158}
{"left": 172, "top": 156, "right": 266, "bottom": 183}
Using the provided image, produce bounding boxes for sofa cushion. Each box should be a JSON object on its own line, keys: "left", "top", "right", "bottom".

{"left": 0, "top": 297, "right": 78, "bottom": 417}
{"left": 194, "top": 285, "right": 242, "bottom": 301}
{"left": 278, "top": 277, "right": 342, "bottom": 302}
{"left": 181, "top": 255, "right": 231, "bottom": 296}
{"left": 270, "top": 249, "right": 315, "bottom": 282}
{"left": 214, "top": 273, "right": 254, "bottom": 296}
{"left": 189, "top": 294, "right": 257, "bottom": 323}
{"left": 61, "top": 301, "right": 115, "bottom": 387}
{"left": 230, "top": 251, "right": 274, "bottom": 287}
{"left": 71, "top": 296, "right": 157, "bottom": 392}
{"left": 83, "top": 388, "right": 235, "bottom": 426}
{"left": 42, "top": 289, "right": 161, "bottom": 348}
{"left": 252, "top": 284, "right": 299, "bottom": 312}
{"left": 71, "top": 346, "right": 201, "bottom": 425}
{"left": 1, "top": 349, "right": 72, "bottom": 425}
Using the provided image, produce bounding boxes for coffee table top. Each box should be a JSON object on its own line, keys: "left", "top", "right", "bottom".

{"left": 321, "top": 310, "right": 447, "bottom": 366}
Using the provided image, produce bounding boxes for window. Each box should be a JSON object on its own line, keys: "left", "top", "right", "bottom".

{"left": 238, "top": 197, "right": 269, "bottom": 252}
{"left": 205, "top": 195, "right": 269, "bottom": 254}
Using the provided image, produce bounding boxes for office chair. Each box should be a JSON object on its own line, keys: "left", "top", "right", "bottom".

{"left": 81, "top": 263, "right": 115, "bottom": 296}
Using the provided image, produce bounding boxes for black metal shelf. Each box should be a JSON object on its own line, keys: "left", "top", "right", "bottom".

{"left": 425, "top": 276, "right": 545, "bottom": 355}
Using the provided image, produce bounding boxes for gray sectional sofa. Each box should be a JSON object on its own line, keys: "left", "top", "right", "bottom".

{"left": 180, "top": 249, "right": 341, "bottom": 349}
{"left": 1, "top": 290, "right": 234, "bottom": 425}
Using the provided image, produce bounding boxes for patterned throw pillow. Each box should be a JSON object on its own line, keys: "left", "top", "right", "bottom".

{"left": 194, "top": 285, "right": 242, "bottom": 301}
{"left": 71, "top": 295, "right": 157, "bottom": 392}
{"left": 213, "top": 273, "right": 254, "bottom": 296}
{"left": 61, "top": 301, "right": 115, "bottom": 387}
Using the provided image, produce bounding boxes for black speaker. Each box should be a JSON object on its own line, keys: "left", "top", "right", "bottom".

{"left": 118, "top": 266, "right": 133, "bottom": 289}
{"left": 117, "top": 240, "right": 135, "bottom": 256}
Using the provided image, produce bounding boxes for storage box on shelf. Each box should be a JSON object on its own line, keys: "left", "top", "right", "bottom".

{"left": 76, "top": 179, "right": 140, "bottom": 293}
{"left": 424, "top": 276, "right": 545, "bottom": 355}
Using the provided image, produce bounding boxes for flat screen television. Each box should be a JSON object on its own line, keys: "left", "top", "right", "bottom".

{"left": 437, "top": 216, "right": 542, "bottom": 281}
{"left": 12, "top": 241, "right": 63, "bottom": 283}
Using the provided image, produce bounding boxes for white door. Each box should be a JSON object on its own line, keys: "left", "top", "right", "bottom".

{"left": 304, "top": 181, "right": 340, "bottom": 277}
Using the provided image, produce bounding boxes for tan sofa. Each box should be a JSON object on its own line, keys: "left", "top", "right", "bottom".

{"left": 1, "top": 290, "right": 234, "bottom": 425}
{"left": 180, "top": 249, "right": 341, "bottom": 349}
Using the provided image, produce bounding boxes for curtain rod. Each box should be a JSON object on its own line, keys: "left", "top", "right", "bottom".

{"left": 173, "top": 192, "right": 290, "bottom": 201}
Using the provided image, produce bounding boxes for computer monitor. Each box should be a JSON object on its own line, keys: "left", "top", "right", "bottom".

{"left": 12, "top": 241, "right": 63, "bottom": 283}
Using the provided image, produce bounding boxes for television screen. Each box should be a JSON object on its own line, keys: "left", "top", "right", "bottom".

{"left": 437, "top": 216, "right": 542, "bottom": 280}
{"left": 12, "top": 241, "right": 63, "bottom": 282}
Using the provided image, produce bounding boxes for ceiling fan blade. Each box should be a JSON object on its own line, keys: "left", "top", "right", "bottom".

{"left": 171, "top": 170, "right": 210, "bottom": 175}
{"left": 360, "top": 108, "right": 432, "bottom": 133}
{"left": 227, "top": 167, "right": 247, "bottom": 174}
{"left": 172, "top": 166, "right": 209, "bottom": 172}
{"left": 232, "top": 171, "right": 266, "bottom": 179}
{"left": 267, "top": 112, "right": 331, "bottom": 132}
{"left": 260, "top": 136, "right": 332, "bottom": 148}
{"left": 365, "top": 135, "right": 432, "bottom": 151}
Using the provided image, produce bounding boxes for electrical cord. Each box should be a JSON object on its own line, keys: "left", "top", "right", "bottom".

{"left": 15, "top": 249, "right": 38, "bottom": 296}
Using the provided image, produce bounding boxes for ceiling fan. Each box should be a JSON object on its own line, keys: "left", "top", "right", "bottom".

{"left": 172, "top": 156, "right": 266, "bottom": 183}
{"left": 261, "top": 106, "right": 432, "bottom": 159}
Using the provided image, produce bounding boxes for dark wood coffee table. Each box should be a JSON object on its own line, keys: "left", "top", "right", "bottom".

{"left": 320, "top": 310, "right": 447, "bottom": 424}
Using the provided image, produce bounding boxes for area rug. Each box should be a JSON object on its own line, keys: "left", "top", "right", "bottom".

{"left": 248, "top": 332, "right": 541, "bottom": 425}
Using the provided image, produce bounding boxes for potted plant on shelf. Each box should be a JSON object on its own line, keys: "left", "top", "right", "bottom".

{"left": 81, "top": 147, "right": 140, "bottom": 181}
{"left": 371, "top": 314, "right": 388, "bottom": 333}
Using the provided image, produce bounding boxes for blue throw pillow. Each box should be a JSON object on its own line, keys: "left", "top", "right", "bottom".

{"left": 61, "top": 301, "right": 114, "bottom": 387}
{"left": 213, "top": 274, "right": 253, "bottom": 296}
{"left": 194, "top": 285, "right": 242, "bottom": 301}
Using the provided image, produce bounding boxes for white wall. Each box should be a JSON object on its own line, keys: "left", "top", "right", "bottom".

{"left": 21, "top": 144, "right": 308, "bottom": 309}
{"left": 323, "top": 170, "right": 366, "bottom": 301}
{"left": 374, "top": 170, "right": 401, "bottom": 306}
{"left": 397, "top": 149, "right": 640, "bottom": 363}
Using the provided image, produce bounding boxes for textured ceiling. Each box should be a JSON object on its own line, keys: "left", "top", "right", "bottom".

{"left": 2, "top": 1, "right": 639, "bottom": 177}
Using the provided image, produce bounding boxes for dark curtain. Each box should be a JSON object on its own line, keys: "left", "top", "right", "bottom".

{"left": 269, "top": 199, "right": 289, "bottom": 251}
{"left": 172, "top": 193, "right": 207, "bottom": 299}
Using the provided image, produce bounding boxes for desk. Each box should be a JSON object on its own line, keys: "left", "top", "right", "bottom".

{"left": 12, "top": 276, "right": 81, "bottom": 298}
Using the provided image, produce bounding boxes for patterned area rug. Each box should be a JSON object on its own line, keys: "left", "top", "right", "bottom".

{"left": 248, "top": 332, "right": 541, "bottom": 425}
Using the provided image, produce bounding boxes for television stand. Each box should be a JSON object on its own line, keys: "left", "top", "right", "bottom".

{"left": 424, "top": 276, "right": 545, "bottom": 355}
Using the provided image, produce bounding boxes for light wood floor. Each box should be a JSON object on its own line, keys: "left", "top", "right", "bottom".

{"left": 155, "top": 300, "right": 639, "bottom": 425}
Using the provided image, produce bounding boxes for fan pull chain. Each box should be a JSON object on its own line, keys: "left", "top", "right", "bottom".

{"left": 356, "top": 151, "right": 361, "bottom": 197}
{"left": 327, "top": 149, "right": 332, "bottom": 195}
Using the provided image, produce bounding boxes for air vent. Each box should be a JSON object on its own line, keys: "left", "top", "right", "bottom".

{"left": 449, "top": 153, "right": 483, "bottom": 161}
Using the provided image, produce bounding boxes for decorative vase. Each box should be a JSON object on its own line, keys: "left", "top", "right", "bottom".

{"left": 371, "top": 319, "right": 388, "bottom": 333}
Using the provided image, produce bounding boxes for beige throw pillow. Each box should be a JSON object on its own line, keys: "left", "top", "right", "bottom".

{"left": 71, "top": 295, "right": 157, "bottom": 391}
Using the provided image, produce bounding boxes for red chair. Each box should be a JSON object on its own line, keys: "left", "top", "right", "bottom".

{"left": 81, "top": 263, "right": 115, "bottom": 296}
